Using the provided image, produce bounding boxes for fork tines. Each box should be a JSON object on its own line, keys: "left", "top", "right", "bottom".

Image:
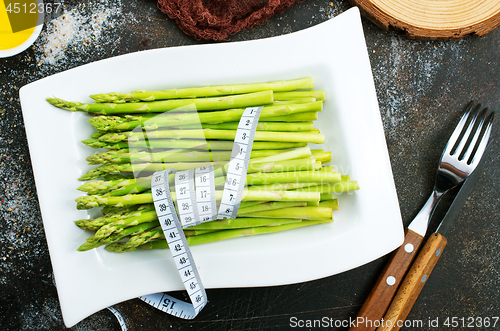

{"left": 449, "top": 101, "right": 495, "bottom": 166}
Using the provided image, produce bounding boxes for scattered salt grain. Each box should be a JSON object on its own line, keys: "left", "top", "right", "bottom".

{"left": 35, "top": 1, "right": 126, "bottom": 66}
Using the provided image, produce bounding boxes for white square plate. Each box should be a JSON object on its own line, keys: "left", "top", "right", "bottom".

{"left": 20, "top": 7, "right": 403, "bottom": 327}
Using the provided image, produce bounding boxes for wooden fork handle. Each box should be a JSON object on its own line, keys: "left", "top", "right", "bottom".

{"left": 377, "top": 233, "right": 448, "bottom": 331}
{"left": 349, "top": 229, "right": 425, "bottom": 331}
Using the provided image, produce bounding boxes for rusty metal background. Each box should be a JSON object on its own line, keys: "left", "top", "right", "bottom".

{"left": 0, "top": 1, "right": 498, "bottom": 330}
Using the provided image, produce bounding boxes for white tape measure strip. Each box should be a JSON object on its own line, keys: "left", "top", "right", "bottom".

{"left": 136, "top": 106, "right": 261, "bottom": 320}
{"left": 217, "top": 106, "right": 262, "bottom": 219}
{"left": 139, "top": 168, "right": 207, "bottom": 318}
{"left": 107, "top": 306, "right": 127, "bottom": 331}
{"left": 175, "top": 169, "right": 199, "bottom": 228}
{"left": 195, "top": 165, "right": 217, "bottom": 223}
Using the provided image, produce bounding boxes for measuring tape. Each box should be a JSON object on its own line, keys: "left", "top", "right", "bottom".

{"left": 139, "top": 168, "right": 207, "bottom": 318}
{"left": 107, "top": 306, "right": 127, "bottom": 331}
{"left": 130, "top": 106, "right": 262, "bottom": 321}
{"left": 218, "top": 106, "right": 262, "bottom": 219}
{"left": 174, "top": 169, "right": 200, "bottom": 227}
{"left": 194, "top": 165, "right": 217, "bottom": 223}
{"left": 174, "top": 166, "right": 218, "bottom": 227}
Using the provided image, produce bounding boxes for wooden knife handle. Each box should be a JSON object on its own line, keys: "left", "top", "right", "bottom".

{"left": 349, "top": 230, "right": 425, "bottom": 331}
{"left": 377, "top": 233, "right": 448, "bottom": 331}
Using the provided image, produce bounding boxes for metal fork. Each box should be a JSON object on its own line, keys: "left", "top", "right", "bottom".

{"left": 375, "top": 103, "right": 495, "bottom": 331}
{"left": 349, "top": 101, "right": 494, "bottom": 331}
{"left": 408, "top": 102, "right": 494, "bottom": 235}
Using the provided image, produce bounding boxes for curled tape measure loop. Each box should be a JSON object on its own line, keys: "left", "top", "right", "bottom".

{"left": 133, "top": 107, "right": 262, "bottom": 321}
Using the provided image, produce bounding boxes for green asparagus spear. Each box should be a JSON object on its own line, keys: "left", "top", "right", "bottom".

{"left": 241, "top": 206, "right": 332, "bottom": 220}
{"left": 75, "top": 204, "right": 157, "bottom": 230}
{"left": 90, "top": 210, "right": 159, "bottom": 241}
{"left": 99, "top": 128, "right": 324, "bottom": 144}
{"left": 75, "top": 189, "right": 320, "bottom": 210}
{"left": 106, "top": 219, "right": 333, "bottom": 253}
{"left": 319, "top": 198, "right": 339, "bottom": 210}
{"left": 77, "top": 221, "right": 159, "bottom": 251}
{"left": 81, "top": 139, "right": 129, "bottom": 149}
{"left": 183, "top": 229, "right": 220, "bottom": 236}
{"left": 174, "top": 121, "right": 315, "bottom": 132}
{"left": 47, "top": 91, "right": 274, "bottom": 114}
{"left": 77, "top": 178, "right": 131, "bottom": 194}
{"left": 107, "top": 227, "right": 164, "bottom": 250}
{"left": 97, "top": 217, "right": 305, "bottom": 252}
{"left": 264, "top": 112, "right": 318, "bottom": 122}
{"left": 237, "top": 201, "right": 307, "bottom": 215}
{"left": 246, "top": 170, "right": 341, "bottom": 186}
{"left": 185, "top": 217, "right": 303, "bottom": 230}
{"left": 82, "top": 139, "right": 307, "bottom": 151}
{"left": 292, "top": 181, "right": 360, "bottom": 194}
{"left": 87, "top": 102, "right": 322, "bottom": 131}
{"left": 273, "top": 90, "right": 325, "bottom": 102}
{"left": 100, "top": 203, "right": 154, "bottom": 215}
{"left": 89, "top": 78, "right": 314, "bottom": 103}
{"left": 86, "top": 147, "right": 311, "bottom": 165}
{"left": 78, "top": 156, "right": 319, "bottom": 181}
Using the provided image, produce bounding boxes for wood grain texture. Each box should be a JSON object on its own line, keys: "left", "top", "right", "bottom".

{"left": 349, "top": 0, "right": 500, "bottom": 39}
{"left": 377, "top": 233, "right": 448, "bottom": 331}
{"left": 350, "top": 230, "right": 424, "bottom": 331}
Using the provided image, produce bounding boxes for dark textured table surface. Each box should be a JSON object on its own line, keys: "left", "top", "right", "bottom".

{"left": 1, "top": 1, "right": 499, "bottom": 330}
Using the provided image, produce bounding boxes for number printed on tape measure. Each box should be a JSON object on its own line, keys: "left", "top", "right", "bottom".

{"left": 142, "top": 168, "right": 207, "bottom": 319}
{"left": 228, "top": 160, "right": 244, "bottom": 175}
{"left": 217, "top": 106, "right": 262, "bottom": 220}
{"left": 194, "top": 165, "right": 217, "bottom": 223}
{"left": 175, "top": 169, "right": 199, "bottom": 227}
{"left": 159, "top": 215, "right": 174, "bottom": 230}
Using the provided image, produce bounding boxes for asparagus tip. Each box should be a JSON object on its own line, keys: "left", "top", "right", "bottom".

{"left": 46, "top": 97, "right": 79, "bottom": 111}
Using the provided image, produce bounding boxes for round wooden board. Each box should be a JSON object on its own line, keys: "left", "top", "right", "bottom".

{"left": 349, "top": 0, "right": 500, "bottom": 39}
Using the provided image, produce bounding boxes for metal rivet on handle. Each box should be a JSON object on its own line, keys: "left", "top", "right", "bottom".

{"left": 436, "top": 248, "right": 441, "bottom": 257}
{"left": 421, "top": 275, "right": 428, "bottom": 283}
{"left": 386, "top": 276, "right": 396, "bottom": 286}
{"left": 404, "top": 243, "right": 414, "bottom": 253}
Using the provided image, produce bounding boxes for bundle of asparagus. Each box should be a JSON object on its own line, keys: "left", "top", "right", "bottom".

{"left": 47, "top": 77, "right": 359, "bottom": 253}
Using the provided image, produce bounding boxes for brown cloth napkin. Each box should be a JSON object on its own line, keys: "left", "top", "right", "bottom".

{"left": 157, "top": 0, "right": 305, "bottom": 41}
